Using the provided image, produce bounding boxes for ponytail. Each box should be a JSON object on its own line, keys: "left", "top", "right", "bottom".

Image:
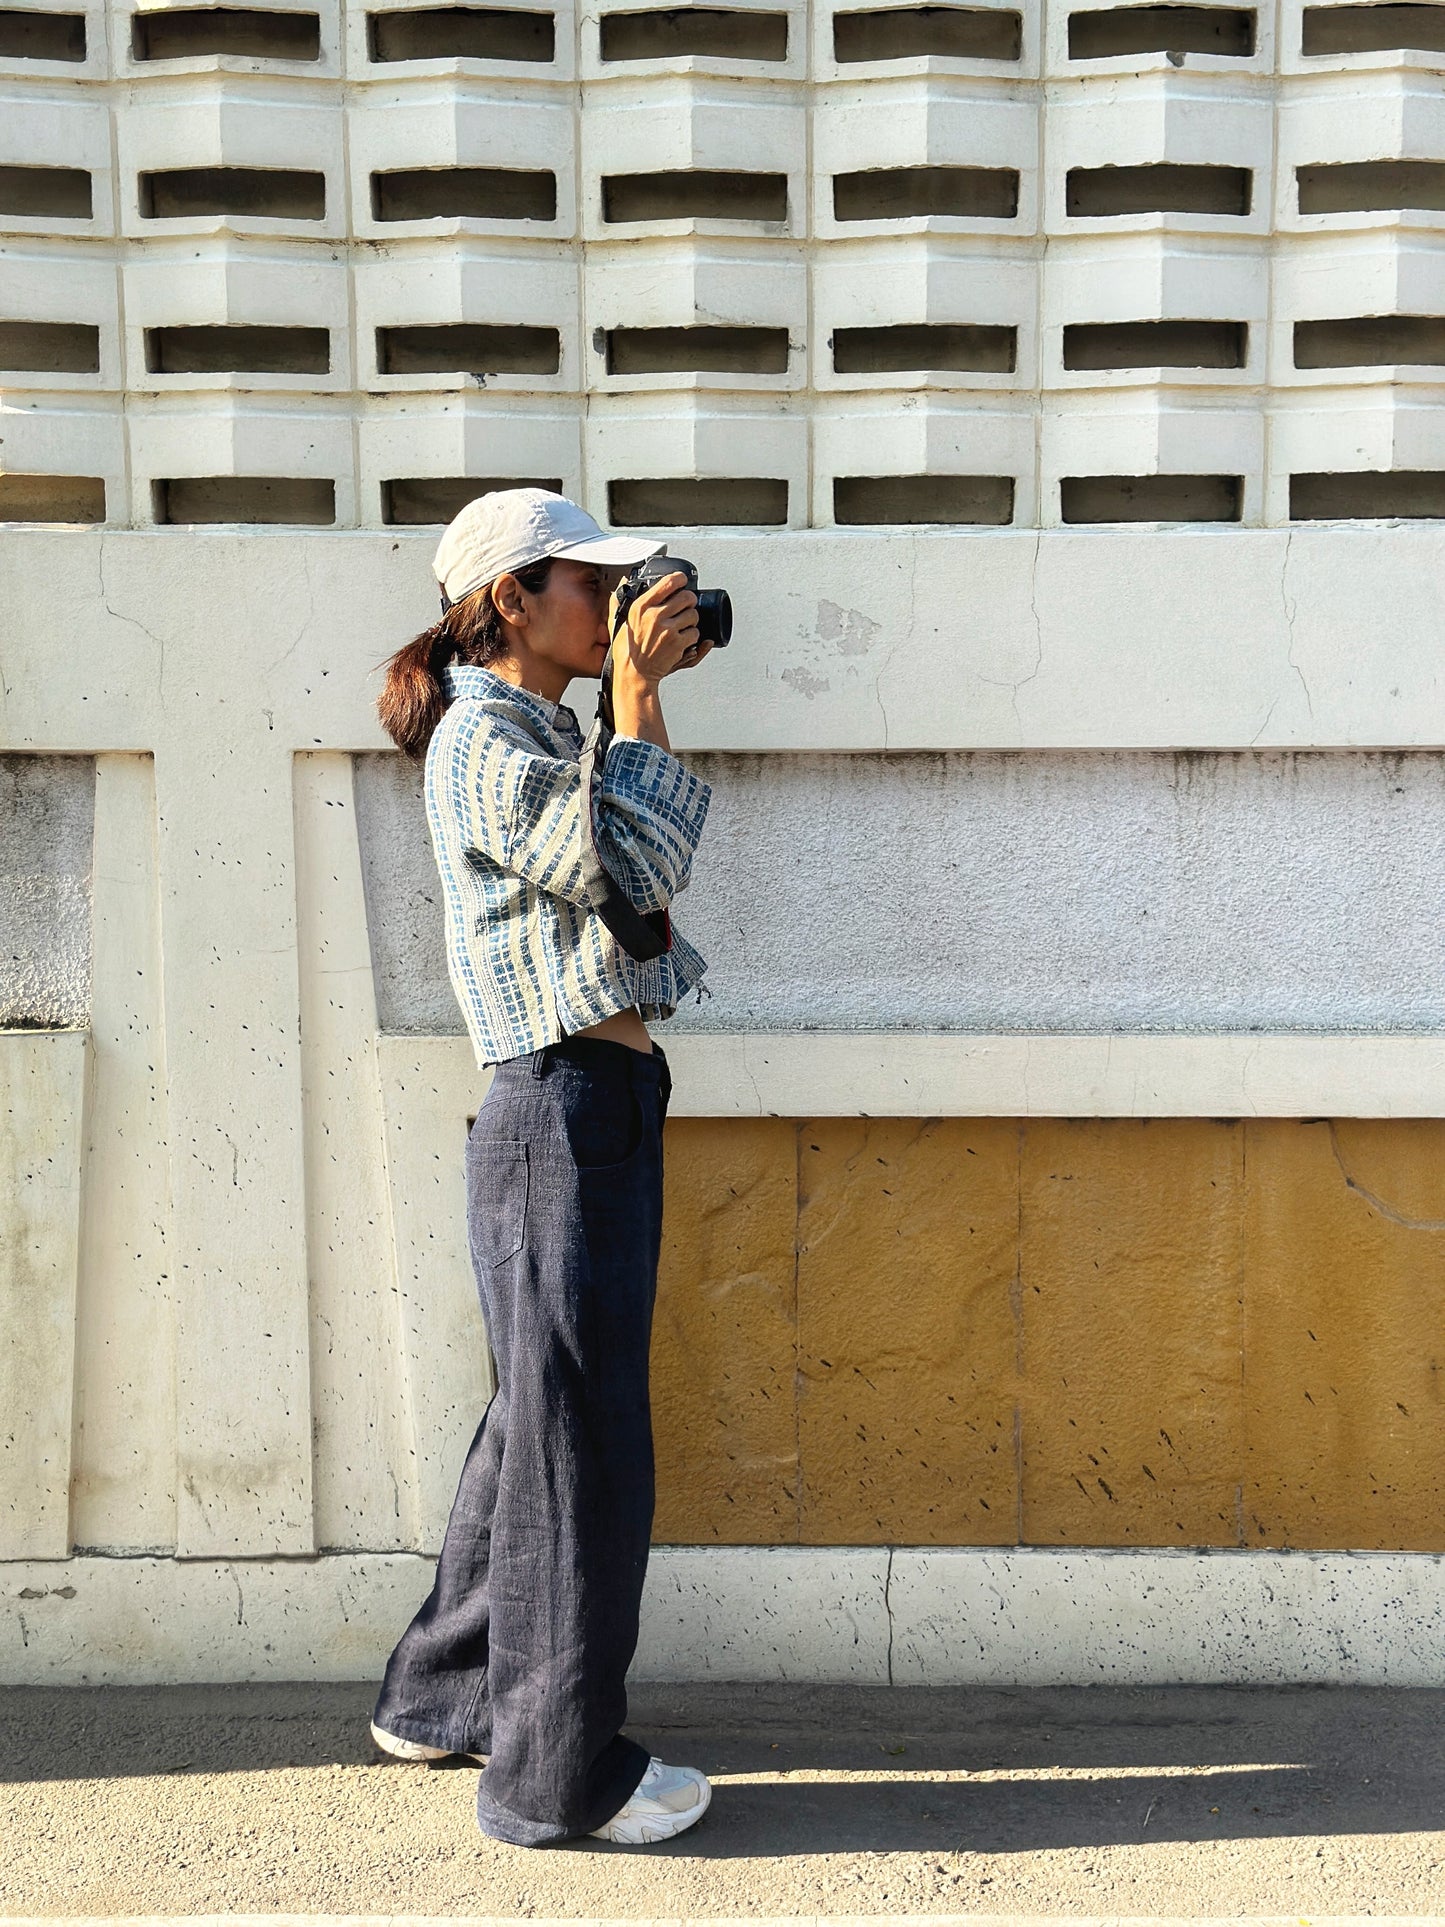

{"left": 375, "top": 554, "right": 556, "bottom": 760}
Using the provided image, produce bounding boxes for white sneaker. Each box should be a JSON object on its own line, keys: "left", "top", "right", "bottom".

{"left": 588, "top": 1755, "right": 712, "bottom": 1845}
{"left": 370, "top": 1719, "right": 488, "bottom": 1765}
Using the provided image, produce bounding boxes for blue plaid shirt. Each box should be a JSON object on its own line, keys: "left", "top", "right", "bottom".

{"left": 425, "top": 663, "right": 712, "bottom": 1066}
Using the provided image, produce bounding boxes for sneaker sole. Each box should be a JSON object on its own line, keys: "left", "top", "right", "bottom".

{"left": 371, "top": 1721, "right": 487, "bottom": 1766}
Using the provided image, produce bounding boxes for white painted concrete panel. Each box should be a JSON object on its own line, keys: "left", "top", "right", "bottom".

{"left": 294, "top": 753, "right": 416, "bottom": 1553}
{"left": 69, "top": 754, "right": 175, "bottom": 1553}
{"left": 0, "top": 1031, "right": 86, "bottom": 1558}
{"left": 9, "top": 1547, "right": 1445, "bottom": 1685}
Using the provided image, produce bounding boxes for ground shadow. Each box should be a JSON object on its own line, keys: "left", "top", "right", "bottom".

{"left": 4, "top": 1679, "right": 1443, "bottom": 1858}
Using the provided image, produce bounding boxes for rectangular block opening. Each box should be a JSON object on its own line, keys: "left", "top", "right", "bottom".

{"left": 831, "top": 321, "right": 1017, "bottom": 371}
{"left": 1066, "top": 163, "right": 1252, "bottom": 216}
{"left": 367, "top": 6, "right": 555, "bottom": 61}
{"left": 601, "top": 169, "right": 787, "bottom": 222}
{"left": 1067, "top": 4, "right": 1255, "bottom": 58}
{"left": 151, "top": 476, "right": 335, "bottom": 524}
{"left": 1290, "top": 470, "right": 1445, "bottom": 519}
{"left": 608, "top": 477, "right": 788, "bottom": 524}
{"left": 371, "top": 167, "right": 556, "bottom": 221}
{"left": 1060, "top": 473, "right": 1243, "bottom": 521}
{"left": 0, "top": 165, "right": 92, "bottom": 218}
{"left": 0, "top": 320, "right": 100, "bottom": 373}
{"left": 0, "top": 473, "right": 104, "bottom": 521}
{"left": 376, "top": 323, "right": 560, "bottom": 374}
{"left": 0, "top": 10, "right": 86, "bottom": 59}
{"left": 833, "top": 165, "right": 1019, "bottom": 220}
{"left": 144, "top": 324, "right": 330, "bottom": 374}
{"left": 834, "top": 473, "right": 1015, "bottom": 524}
{"left": 1303, "top": 3, "right": 1445, "bottom": 54}
{"left": 131, "top": 7, "right": 321, "bottom": 59}
{"left": 605, "top": 325, "right": 790, "bottom": 373}
{"left": 600, "top": 7, "right": 788, "bottom": 59}
{"left": 1297, "top": 160, "right": 1445, "bottom": 214}
{"left": 382, "top": 475, "right": 564, "bottom": 523}
{"left": 138, "top": 167, "right": 325, "bottom": 220}
{"left": 1294, "top": 314, "right": 1445, "bottom": 366}
{"left": 1062, "top": 318, "right": 1247, "bottom": 368}
{"left": 833, "top": 6, "right": 1022, "bottom": 61}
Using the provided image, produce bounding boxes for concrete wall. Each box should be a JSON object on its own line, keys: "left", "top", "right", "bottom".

{"left": 0, "top": 756, "right": 94, "bottom": 1029}
{"left": 8, "top": 0, "right": 1445, "bottom": 1681}
{"left": 359, "top": 746, "right": 1445, "bottom": 1034}
{"left": 4, "top": 527, "right": 1445, "bottom": 1679}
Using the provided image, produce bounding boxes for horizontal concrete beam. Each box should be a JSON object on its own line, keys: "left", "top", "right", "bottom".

{"left": 669, "top": 1031, "right": 1445, "bottom": 1116}
{"left": 7, "top": 526, "right": 1445, "bottom": 755}
{"left": 386, "top": 1031, "right": 1445, "bottom": 1119}
{"left": 6, "top": 1547, "right": 1445, "bottom": 1687}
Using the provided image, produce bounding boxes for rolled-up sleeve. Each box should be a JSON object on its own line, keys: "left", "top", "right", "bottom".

{"left": 470, "top": 722, "right": 710, "bottom": 914}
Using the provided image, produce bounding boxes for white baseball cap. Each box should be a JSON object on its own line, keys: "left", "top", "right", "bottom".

{"left": 432, "top": 487, "right": 664, "bottom": 605}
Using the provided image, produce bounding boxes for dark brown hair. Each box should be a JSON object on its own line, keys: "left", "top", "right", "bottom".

{"left": 375, "top": 555, "right": 556, "bottom": 759}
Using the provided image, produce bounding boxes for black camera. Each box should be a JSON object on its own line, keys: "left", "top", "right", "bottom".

{"left": 612, "top": 553, "right": 732, "bottom": 650}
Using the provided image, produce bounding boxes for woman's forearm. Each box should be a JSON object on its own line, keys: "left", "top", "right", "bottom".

{"left": 611, "top": 664, "right": 671, "bottom": 755}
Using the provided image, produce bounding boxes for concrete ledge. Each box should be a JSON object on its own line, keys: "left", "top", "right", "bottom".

{"left": 665, "top": 1031, "right": 1445, "bottom": 1117}
{"left": 385, "top": 1030, "right": 1445, "bottom": 1120}
{"left": 8, "top": 1546, "right": 1445, "bottom": 1687}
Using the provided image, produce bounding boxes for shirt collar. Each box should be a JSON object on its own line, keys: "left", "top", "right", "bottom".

{"left": 441, "top": 662, "right": 578, "bottom": 733}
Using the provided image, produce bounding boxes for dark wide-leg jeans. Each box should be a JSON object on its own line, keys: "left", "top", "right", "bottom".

{"left": 373, "top": 1034, "right": 672, "bottom": 1846}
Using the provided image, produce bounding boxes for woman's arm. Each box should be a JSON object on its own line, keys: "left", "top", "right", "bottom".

{"left": 459, "top": 716, "right": 710, "bottom": 914}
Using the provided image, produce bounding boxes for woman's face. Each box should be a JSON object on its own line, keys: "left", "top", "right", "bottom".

{"left": 492, "top": 557, "right": 625, "bottom": 696}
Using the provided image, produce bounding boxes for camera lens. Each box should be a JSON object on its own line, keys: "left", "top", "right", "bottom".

{"left": 698, "top": 589, "right": 732, "bottom": 649}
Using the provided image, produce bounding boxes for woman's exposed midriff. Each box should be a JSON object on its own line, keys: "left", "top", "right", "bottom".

{"left": 570, "top": 1005, "right": 655, "bottom": 1057}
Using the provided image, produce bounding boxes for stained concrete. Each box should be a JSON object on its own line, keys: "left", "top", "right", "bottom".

{"left": 355, "top": 748, "right": 1445, "bottom": 1038}
{"left": 2, "top": 1681, "right": 1444, "bottom": 1915}
{"left": 0, "top": 755, "right": 94, "bottom": 1030}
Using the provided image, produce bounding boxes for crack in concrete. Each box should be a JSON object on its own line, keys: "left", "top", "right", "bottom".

{"left": 265, "top": 547, "right": 317, "bottom": 678}
{"left": 98, "top": 540, "right": 165, "bottom": 647}
{"left": 1326, "top": 1121, "right": 1445, "bottom": 1230}
{"left": 1240, "top": 1038, "right": 1263, "bottom": 1117}
{"left": 1249, "top": 692, "right": 1281, "bottom": 747}
{"left": 977, "top": 529, "right": 1044, "bottom": 741}
{"left": 1281, "top": 529, "right": 1315, "bottom": 727}
{"left": 875, "top": 541, "right": 915, "bottom": 751}
{"left": 882, "top": 1545, "right": 895, "bottom": 1687}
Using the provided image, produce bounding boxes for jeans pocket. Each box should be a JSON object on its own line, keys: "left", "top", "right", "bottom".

{"left": 467, "top": 1139, "right": 529, "bottom": 1266}
{"left": 565, "top": 1081, "right": 646, "bottom": 1175}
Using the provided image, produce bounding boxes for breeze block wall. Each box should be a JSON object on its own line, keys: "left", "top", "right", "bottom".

{"left": 6, "top": 0, "right": 1445, "bottom": 1684}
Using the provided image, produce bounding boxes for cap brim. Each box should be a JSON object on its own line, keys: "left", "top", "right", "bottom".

{"left": 550, "top": 533, "right": 666, "bottom": 565}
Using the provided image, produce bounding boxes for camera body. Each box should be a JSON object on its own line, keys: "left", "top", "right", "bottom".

{"left": 612, "top": 553, "right": 732, "bottom": 650}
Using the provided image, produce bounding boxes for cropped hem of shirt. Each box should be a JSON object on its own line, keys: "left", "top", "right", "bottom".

{"left": 426, "top": 662, "right": 712, "bottom": 1069}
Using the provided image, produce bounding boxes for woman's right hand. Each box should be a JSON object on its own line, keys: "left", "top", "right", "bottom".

{"left": 612, "top": 572, "right": 701, "bottom": 688}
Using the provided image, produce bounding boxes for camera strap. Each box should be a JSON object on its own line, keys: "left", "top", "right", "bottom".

{"left": 575, "top": 605, "right": 672, "bottom": 963}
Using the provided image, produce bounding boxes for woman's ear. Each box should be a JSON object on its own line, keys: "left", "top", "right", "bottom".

{"left": 490, "top": 570, "right": 528, "bottom": 627}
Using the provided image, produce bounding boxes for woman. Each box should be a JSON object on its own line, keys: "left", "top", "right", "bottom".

{"left": 369, "top": 487, "right": 715, "bottom": 1848}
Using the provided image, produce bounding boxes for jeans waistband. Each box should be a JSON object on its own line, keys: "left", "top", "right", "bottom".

{"left": 521, "top": 1035, "right": 669, "bottom": 1082}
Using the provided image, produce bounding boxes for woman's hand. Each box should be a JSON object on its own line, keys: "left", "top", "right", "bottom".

{"left": 611, "top": 572, "right": 713, "bottom": 686}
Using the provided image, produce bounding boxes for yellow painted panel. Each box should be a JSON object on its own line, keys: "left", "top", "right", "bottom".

{"left": 796, "top": 1119, "right": 1020, "bottom": 1545}
{"left": 1020, "top": 1119, "right": 1246, "bottom": 1547}
{"left": 652, "top": 1117, "right": 799, "bottom": 1543}
{"left": 1243, "top": 1118, "right": 1445, "bottom": 1551}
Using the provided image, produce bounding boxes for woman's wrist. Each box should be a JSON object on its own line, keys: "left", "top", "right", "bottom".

{"left": 610, "top": 661, "right": 670, "bottom": 751}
